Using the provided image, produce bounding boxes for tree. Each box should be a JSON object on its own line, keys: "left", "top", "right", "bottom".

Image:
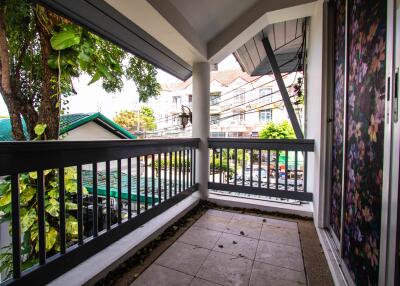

{"left": 259, "top": 120, "right": 296, "bottom": 139}
{"left": 114, "top": 106, "right": 156, "bottom": 132}
{"left": 0, "top": 0, "right": 161, "bottom": 140}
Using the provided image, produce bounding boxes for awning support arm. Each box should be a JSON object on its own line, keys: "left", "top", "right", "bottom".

{"left": 262, "top": 37, "right": 304, "bottom": 139}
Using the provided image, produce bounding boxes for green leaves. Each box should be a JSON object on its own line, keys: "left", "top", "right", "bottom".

{"left": 34, "top": 124, "right": 47, "bottom": 139}
{"left": 259, "top": 120, "right": 296, "bottom": 139}
{"left": 21, "top": 208, "right": 36, "bottom": 233}
{"left": 51, "top": 28, "right": 81, "bottom": 50}
{"left": 45, "top": 198, "right": 59, "bottom": 217}
{"left": 66, "top": 216, "right": 78, "bottom": 237}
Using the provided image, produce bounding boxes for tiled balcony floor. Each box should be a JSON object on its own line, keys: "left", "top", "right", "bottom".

{"left": 131, "top": 209, "right": 307, "bottom": 286}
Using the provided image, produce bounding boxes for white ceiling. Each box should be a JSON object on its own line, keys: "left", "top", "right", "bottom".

{"left": 169, "top": 0, "right": 259, "bottom": 43}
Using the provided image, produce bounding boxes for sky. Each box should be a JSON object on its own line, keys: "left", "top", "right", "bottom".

{"left": 0, "top": 55, "right": 241, "bottom": 118}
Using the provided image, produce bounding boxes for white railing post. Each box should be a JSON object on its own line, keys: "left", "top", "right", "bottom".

{"left": 192, "top": 62, "right": 210, "bottom": 199}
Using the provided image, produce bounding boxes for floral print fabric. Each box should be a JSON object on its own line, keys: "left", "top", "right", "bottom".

{"left": 330, "top": 0, "right": 346, "bottom": 240}
{"left": 343, "top": 0, "right": 386, "bottom": 285}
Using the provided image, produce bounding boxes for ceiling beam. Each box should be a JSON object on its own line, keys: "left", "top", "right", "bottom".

{"left": 262, "top": 37, "right": 303, "bottom": 139}
{"left": 207, "top": 0, "right": 316, "bottom": 64}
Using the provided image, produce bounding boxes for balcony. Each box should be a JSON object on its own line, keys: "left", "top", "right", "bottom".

{"left": 0, "top": 0, "right": 396, "bottom": 285}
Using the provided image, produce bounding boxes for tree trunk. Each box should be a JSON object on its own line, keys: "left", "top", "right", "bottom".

{"left": 0, "top": 8, "right": 26, "bottom": 140}
{"left": 36, "top": 10, "right": 60, "bottom": 140}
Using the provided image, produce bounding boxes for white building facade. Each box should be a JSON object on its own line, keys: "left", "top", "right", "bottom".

{"left": 149, "top": 70, "right": 303, "bottom": 138}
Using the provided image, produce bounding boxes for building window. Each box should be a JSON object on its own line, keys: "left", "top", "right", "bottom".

{"left": 172, "top": 96, "right": 181, "bottom": 108}
{"left": 233, "top": 89, "right": 245, "bottom": 104}
{"left": 210, "top": 92, "right": 221, "bottom": 105}
{"left": 210, "top": 114, "right": 220, "bottom": 124}
{"left": 188, "top": 94, "right": 192, "bottom": 105}
{"left": 210, "top": 132, "right": 226, "bottom": 138}
{"left": 232, "top": 112, "right": 245, "bottom": 123}
{"left": 259, "top": 109, "right": 272, "bottom": 122}
{"left": 259, "top": 88, "right": 272, "bottom": 103}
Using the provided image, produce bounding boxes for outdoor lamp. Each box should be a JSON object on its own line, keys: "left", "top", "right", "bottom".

{"left": 179, "top": 105, "right": 192, "bottom": 129}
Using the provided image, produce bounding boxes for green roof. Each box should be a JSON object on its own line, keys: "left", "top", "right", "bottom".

{"left": 0, "top": 112, "right": 136, "bottom": 141}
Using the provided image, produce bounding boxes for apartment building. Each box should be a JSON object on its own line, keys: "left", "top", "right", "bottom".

{"left": 150, "top": 69, "right": 303, "bottom": 138}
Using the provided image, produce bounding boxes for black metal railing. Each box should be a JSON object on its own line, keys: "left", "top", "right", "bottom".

{"left": 0, "top": 138, "right": 199, "bottom": 285}
{"left": 208, "top": 138, "right": 314, "bottom": 201}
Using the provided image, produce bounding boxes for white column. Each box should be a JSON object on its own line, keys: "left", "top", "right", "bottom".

{"left": 192, "top": 62, "right": 210, "bottom": 199}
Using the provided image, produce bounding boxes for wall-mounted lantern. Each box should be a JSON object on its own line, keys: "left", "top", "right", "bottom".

{"left": 179, "top": 105, "right": 192, "bottom": 129}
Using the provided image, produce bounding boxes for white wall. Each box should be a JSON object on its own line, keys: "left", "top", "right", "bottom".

{"left": 62, "top": 122, "right": 121, "bottom": 141}
{"left": 305, "top": 0, "right": 328, "bottom": 228}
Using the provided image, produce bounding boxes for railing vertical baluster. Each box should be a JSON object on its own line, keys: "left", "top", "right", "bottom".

{"left": 189, "top": 149, "right": 193, "bottom": 186}
{"left": 242, "top": 149, "right": 245, "bottom": 186}
{"left": 117, "top": 159, "right": 122, "bottom": 223}
{"left": 294, "top": 151, "right": 298, "bottom": 192}
{"left": 77, "top": 166, "right": 83, "bottom": 245}
{"left": 37, "top": 170, "right": 46, "bottom": 264}
{"left": 169, "top": 152, "right": 173, "bottom": 198}
{"left": 136, "top": 157, "right": 141, "bottom": 215}
{"left": 11, "top": 174, "right": 21, "bottom": 278}
{"left": 234, "top": 148, "right": 237, "bottom": 186}
{"left": 267, "top": 150, "right": 270, "bottom": 189}
{"left": 158, "top": 154, "right": 161, "bottom": 203}
{"left": 59, "top": 168, "right": 66, "bottom": 254}
{"left": 151, "top": 154, "right": 155, "bottom": 207}
{"left": 192, "top": 148, "right": 195, "bottom": 185}
{"left": 284, "top": 151, "right": 288, "bottom": 191}
{"left": 174, "top": 151, "right": 177, "bottom": 195}
{"left": 182, "top": 150, "right": 186, "bottom": 190}
{"left": 212, "top": 148, "right": 216, "bottom": 183}
{"left": 144, "top": 155, "right": 148, "bottom": 210}
{"left": 304, "top": 152, "right": 308, "bottom": 192}
{"left": 164, "top": 153, "right": 167, "bottom": 201}
{"left": 106, "top": 161, "right": 111, "bottom": 230}
{"left": 186, "top": 149, "right": 190, "bottom": 188}
{"left": 179, "top": 151, "right": 182, "bottom": 192}
{"left": 226, "top": 148, "right": 230, "bottom": 185}
{"left": 219, "top": 148, "right": 223, "bottom": 183}
{"left": 275, "top": 150, "right": 279, "bottom": 190}
{"left": 92, "top": 163, "right": 98, "bottom": 237}
{"left": 128, "top": 158, "right": 132, "bottom": 219}
{"left": 250, "top": 149, "right": 253, "bottom": 187}
{"left": 258, "top": 150, "right": 262, "bottom": 188}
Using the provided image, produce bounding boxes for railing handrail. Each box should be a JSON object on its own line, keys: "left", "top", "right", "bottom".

{"left": 208, "top": 138, "right": 314, "bottom": 151}
{"left": 0, "top": 138, "right": 200, "bottom": 176}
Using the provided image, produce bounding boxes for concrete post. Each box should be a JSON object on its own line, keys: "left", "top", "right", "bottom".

{"left": 192, "top": 62, "right": 210, "bottom": 199}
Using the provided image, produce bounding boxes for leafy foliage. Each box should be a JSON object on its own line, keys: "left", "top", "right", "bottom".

{"left": 0, "top": 0, "right": 161, "bottom": 140}
{"left": 113, "top": 106, "right": 156, "bottom": 132}
{"left": 259, "top": 120, "right": 296, "bottom": 139}
{"left": 0, "top": 169, "right": 88, "bottom": 278}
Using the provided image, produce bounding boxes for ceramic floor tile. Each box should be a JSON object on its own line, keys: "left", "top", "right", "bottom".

{"left": 249, "top": 260, "right": 306, "bottom": 286}
{"left": 212, "top": 232, "right": 258, "bottom": 259}
{"left": 265, "top": 218, "right": 298, "bottom": 230}
{"left": 190, "top": 277, "right": 222, "bottom": 286}
{"left": 178, "top": 226, "right": 222, "bottom": 249}
{"left": 255, "top": 240, "right": 304, "bottom": 271}
{"left": 193, "top": 213, "right": 232, "bottom": 232}
{"left": 130, "top": 264, "right": 193, "bottom": 286}
{"left": 259, "top": 224, "right": 301, "bottom": 248}
{"left": 196, "top": 251, "right": 253, "bottom": 286}
{"left": 155, "top": 241, "right": 211, "bottom": 275}
{"left": 224, "top": 219, "right": 262, "bottom": 239}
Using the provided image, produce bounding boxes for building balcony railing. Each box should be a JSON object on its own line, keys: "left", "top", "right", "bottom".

{"left": 208, "top": 138, "right": 314, "bottom": 202}
{"left": 0, "top": 139, "right": 199, "bottom": 285}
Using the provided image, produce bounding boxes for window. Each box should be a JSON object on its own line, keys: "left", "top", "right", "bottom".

{"left": 259, "top": 88, "right": 272, "bottom": 103}
{"left": 232, "top": 112, "right": 245, "bottom": 123}
{"left": 259, "top": 109, "right": 272, "bottom": 122}
{"left": 210, "top": 92, "right": 221, "bottom": 105}
{"left": 210, "top": 114, "right": 220, "bottom": 124}
{"left": 188, "top": 94, "right": 192, "bottom": 105}
{"left": 210, "top": 132, "right": 226, "bottom": 138}
{"left": 172, "top": 96, "right": 181, "bottom": 108}
{"left": 233, "top": 89, "right": 245, "bottom": 104}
